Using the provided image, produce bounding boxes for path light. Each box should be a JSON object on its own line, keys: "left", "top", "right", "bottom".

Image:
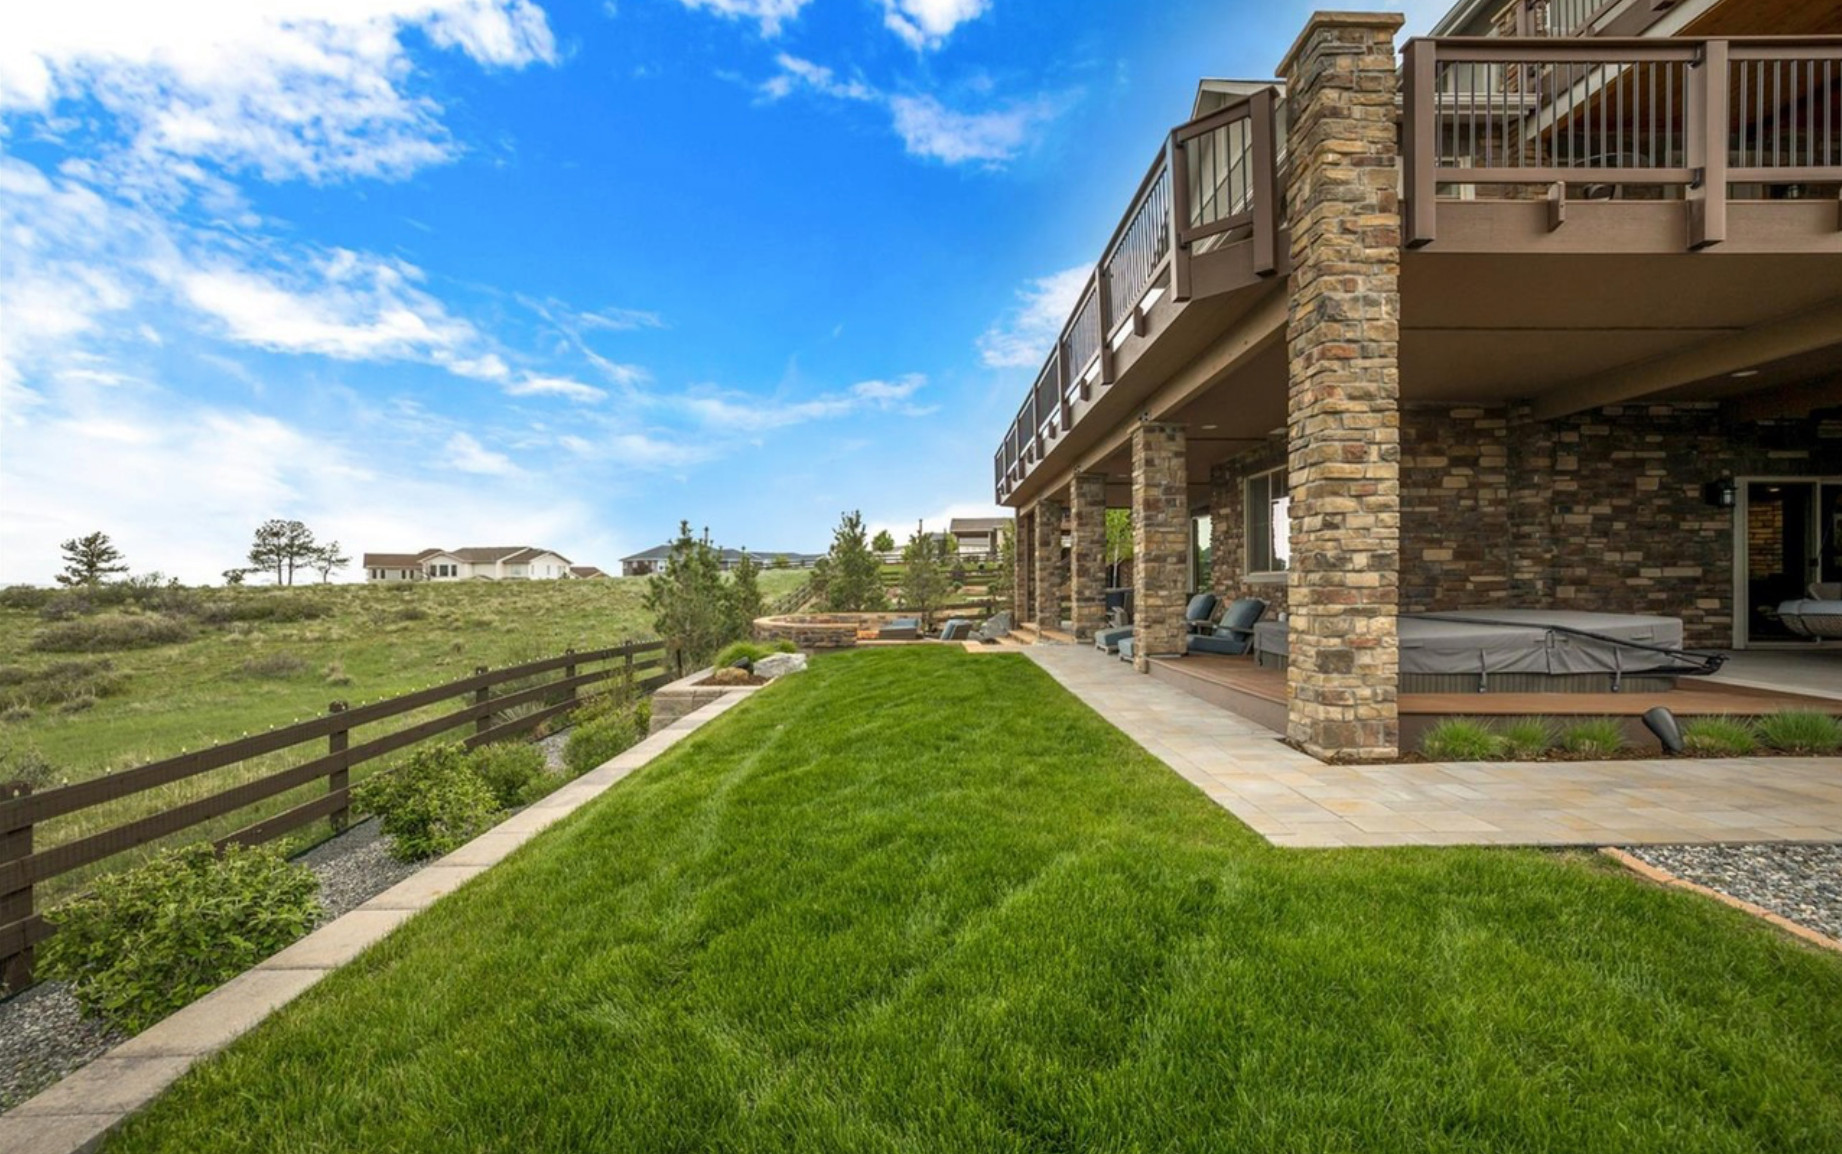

{"left": 1642, "top": 707, "right": 1684, "bottom": 754}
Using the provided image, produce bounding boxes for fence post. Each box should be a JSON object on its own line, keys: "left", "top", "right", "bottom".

{"left": 327, "top": 701, "right": 350, "bottom": 833}
{"left": 474, "top": 666, "right": 492, "bottom": 737}
{"left": 1, "top": 781, "right": 33, "bottom": 992}
{"left": 564, "top": 647, "right": 578, "bottom": 711}
{"left": 624, "top": 642, "right": 637, "bottom": 692}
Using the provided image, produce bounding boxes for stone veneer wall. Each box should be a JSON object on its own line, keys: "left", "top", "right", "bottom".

{"left": 1131, "top": 423, "right": 1191, "bottom": 670}
{"left": 1069, "top": 474, "right": 1109, "bottom": 640}
{"left": 1200, "top": 403, "right": 1842, "bottom": 652}
{"left": 1032, "top": 496, "right": 1067, "bottom": 631}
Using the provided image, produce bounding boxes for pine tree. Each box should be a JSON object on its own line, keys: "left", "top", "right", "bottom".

{"left": 642, "top": 521, "right": 728, "bottom": 675}
{"left": 823, "top": 510, "right": 886, "bottom": 612}
{"left": 247, "top": 520, "right": 320, "bottom": 585}
{"left": 900, "top": 521, "right": 948, "bottom": 630}
{"left": 56, "top": 532, "right": 129, "bottom": 586}
{"left": 723, "top": 550, "right": 764, "bottom": 642}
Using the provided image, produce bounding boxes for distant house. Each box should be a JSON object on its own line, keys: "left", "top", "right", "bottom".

{"left": 567, "top": 565, "right": 611, "bottom": 579}
{"left": 949, "top": 518, "right": 1010, "bottom": 558}
{"left": 619, "top": 545, "right": 821, "bottom": 577}
{"left": 362, "top": 546, "right": 579, "bottom": 583}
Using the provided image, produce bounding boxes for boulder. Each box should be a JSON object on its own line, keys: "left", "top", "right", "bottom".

{"left": 754, "top": 652, "right": 809, "bottom": 680}
{"left": 709, "top": 667, "right": 754, "bottom": 686}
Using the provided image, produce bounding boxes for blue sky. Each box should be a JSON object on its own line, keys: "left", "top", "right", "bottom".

{"left": 0, "top": 0, "right": 1444, "bottom": 583}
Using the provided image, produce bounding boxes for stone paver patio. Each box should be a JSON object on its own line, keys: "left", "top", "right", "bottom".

{"left": 1025, "top": 646, "right": 1842, "bottom": 849}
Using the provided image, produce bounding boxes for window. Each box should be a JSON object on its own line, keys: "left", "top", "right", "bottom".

{"left": 1191, "top": 514, "right": 1213, "bottom": 593}
{"left": 1245, "top": 467, "right": 1291, "bottom": 577}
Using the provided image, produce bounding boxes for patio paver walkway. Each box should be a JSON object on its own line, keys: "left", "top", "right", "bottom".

{"left": 1025, "top": 645, "right": 1842, "bottom": 849}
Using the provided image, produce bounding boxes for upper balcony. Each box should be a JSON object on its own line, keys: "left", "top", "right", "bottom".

{"left": 993, "top": 33, "right": 1842, "bottom": 505}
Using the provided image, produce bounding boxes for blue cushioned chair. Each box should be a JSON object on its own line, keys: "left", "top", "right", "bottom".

{"left": 1187, "top": 597, "right": 1267, "bottom": 656}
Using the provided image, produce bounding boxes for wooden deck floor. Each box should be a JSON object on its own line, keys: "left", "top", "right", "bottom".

{"left": 1150, "top": 655, "right": 1842, "bottom": 717}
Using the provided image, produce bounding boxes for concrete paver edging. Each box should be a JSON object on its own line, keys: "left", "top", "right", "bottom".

{"left": 0, "top": 688, "right": 759, "bottom": 1154}
{"left": 1023, "top": 646, "right": 1842, "bottom": 848}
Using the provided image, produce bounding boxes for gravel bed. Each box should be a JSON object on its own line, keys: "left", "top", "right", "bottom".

{"left": 1622, "top": 842, "right": 1842, "bottom": 943}
{"left": 0, "top": 817, "right": 422, "bottom": 1112}
{"left": 537, "top": 729, "right": 569, "bottom": 773}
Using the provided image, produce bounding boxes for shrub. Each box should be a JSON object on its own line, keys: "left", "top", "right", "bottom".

{"left": 354, "top": 744, "right": 499, "bottom": 861}
{"left": 1681, "top": 715, "right": 1759, "bottom": 756}
{"left": 192, "top": 595, "right": 332, "bottom": 625}
{"left": 0, "top": 740, "right": 61, "bottom": 790}
{"left": 1559, "top": 718, "right": 1627, "bottom": 757}
{"left": 238, "top": 652, "right": 309, "bottom": 679}
{"left": 469, "top": 742, "right": 547, "bottom": 809}
{"left": 0, "top": 584, "right": 54, "bottom": 611}
{"left": 565, "top": 711, "right": 643, "bottom": 776}
{"left": 30, "top": 613, "right": 192, "bottom": 653}
{"left": 41, "top": 843, "right": 321, "bottom": 1033}
{"left": 1421, "top": 718, "right": 1504, "bottom": 761}
{"left": 1755, "top": 709, "right": 1842, "bottom": 755}
{"left": 323, "top": 660, "right": 353, "bottom": 687}
{"left": 1498, "top": 717, "right": 1556, "bottom": 759}
{"left": 0, "top": 659, "right": 124, "bottom": 709}
{"left": 712, "top": 639, "right": 797, "bottom": 668}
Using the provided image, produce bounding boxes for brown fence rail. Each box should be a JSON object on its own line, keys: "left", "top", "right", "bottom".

{"left": 0, "top": 639, "right": 668, "bottom": 991}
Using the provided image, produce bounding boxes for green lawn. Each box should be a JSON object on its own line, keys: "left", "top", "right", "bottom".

{"left": 109, "top": 648, "right": 1842, "bottom": 1153}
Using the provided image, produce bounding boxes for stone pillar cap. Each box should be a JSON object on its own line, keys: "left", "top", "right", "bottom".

{"left": 1277, "top": 10, "right": 1406, "bottom": 80}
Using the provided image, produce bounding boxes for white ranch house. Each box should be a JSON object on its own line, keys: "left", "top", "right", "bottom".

{"left": 362, "top": 546, "right": 583, "bottom": 583}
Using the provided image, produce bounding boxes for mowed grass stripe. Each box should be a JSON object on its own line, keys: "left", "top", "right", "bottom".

{"left": 108, "top": 647, "right": 1842, "bottom": 1153}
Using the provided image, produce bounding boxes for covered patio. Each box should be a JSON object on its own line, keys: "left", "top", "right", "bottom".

{"left": 1027, "top": 644, "right": 1842, "bottom": 849}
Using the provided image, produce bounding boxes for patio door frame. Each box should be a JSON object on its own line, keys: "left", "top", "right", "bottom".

{"left": 1731, "top": 475, "right": 1842, "bottom": 649}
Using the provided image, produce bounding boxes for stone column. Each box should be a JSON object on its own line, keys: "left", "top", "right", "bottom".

{"left": 1278, "top": 12, "right": 1404, "bottom": 759}
{"left": 1068, "top": 473, "right": 1109, "bottom": 641}
{"left": 1033, "top": 494, "right": 1067, "bottom": 632}
{"left": 1011, "top": 511, "right": 1031, "bottom": 624}
{"left": 1131, "top": 422, "right": 1189, "bottom": 672}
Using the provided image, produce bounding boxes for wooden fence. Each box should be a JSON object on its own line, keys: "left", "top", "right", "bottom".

{"left": 0, "top": 639, "right": 668, "bottom": 992}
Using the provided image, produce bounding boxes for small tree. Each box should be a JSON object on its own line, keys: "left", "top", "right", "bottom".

{"left": 871, "top": 529, "right": 896, "bottom": 555}
{"left": 221, "top": 568, "right": 249, "bottom": 587}
{"left": 900, "top": 521, "right": 949, "bottom": 630}
{"left": 247, "top": 519, "right": 320, "bottom": 586}
{"left": 643, "top": 521, "right": 729, "bottom": 675}
{"left": 1105, "top": 508, "right": 1134, "bottom": 584}
{"left": 56, "top": 532, "right": 129, "bottom": 587}
{"left": 771, "top": 554, "right": 790, "bottom": 570}
{"left": 723, "top": 550, "right": 764, "bottom": 642}
{"left": 309, "top": 542, "right": 351, "bottom": 584}
{"left": 990, "top": 521, "right": 1017, "bottom": 616}
{"left": 823, "top": 510, "right": 886, "bottom": 612}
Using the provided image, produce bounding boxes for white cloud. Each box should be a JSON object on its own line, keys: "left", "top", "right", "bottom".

{"left": 445, "top": 431, "right": 518, "bottom": 475}
{"left": 504, "top": 375, "right": 607, "bottom": 403}
{"left": 575, "top": 306, "right": 666, "bottom": 332}
{"left": 880, "top": 0, "right": 990, "bottom": 50}
{"left": 763, "top": 56, "right": 1054, "bottom": 167}
{"left": 0, "top": 1, "right": 557, "bottom": 186}
{"left": 761, "top": 54, "right": 876, "bottom": 102}
{"left": 671, "top": 0, "right": 813, "bottom": 37}
{"left": 888, "top": 93, "right": 1050, "bottom": 165}
{"left": 176, "top": 251, "right": 480, "bottom": 363}
{"left": 676, "top": 373, "right": 932, "bottom": 433}
{"left": 976, "top": 265, "right": 1090, "bottom": 368}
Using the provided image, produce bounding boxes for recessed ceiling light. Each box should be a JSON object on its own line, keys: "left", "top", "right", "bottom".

{"left": 1731, "top": 369, "right": 1761, "bottom": 378}
{"left": 1200, "top": 424, "right": 1219, "bottom": 430}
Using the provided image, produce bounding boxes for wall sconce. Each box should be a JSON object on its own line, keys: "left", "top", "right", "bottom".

{"left": 1702, "top": 478, "right": 1736, "bottom": 508}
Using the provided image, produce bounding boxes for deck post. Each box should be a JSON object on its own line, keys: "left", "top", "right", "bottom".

{"left": 1277, "top": 12, "right": 1404, "bottom": 759}
{"left": 327, "top": 701, "right": 350, "bottom": 834}
{"left": 1033, "top": 493, "right": 1068, "bottom": 633}
{"left": 1069, "top": 474, "right": 1110, "bottom": 642}
{"left": 1130, "top": 422, "right": 1190, "bottom": 672}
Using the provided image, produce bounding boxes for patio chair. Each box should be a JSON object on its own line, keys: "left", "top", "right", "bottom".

{"left": 1186, "top": 597, "right": 1268, "bottom": 656}
{"left": 1183, "top": 593, "right": 1220, "bottom": 633}
{"left": 938, "top": 618, "right": 972, "bottom": 641}
{"left": 878, "top": 618, "right": 920, "bottom": 641}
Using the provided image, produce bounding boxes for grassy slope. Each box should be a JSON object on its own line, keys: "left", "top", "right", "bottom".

{"left": 0, "top": 573, "right": 806, "bottom": 781}
{"left": 109, "top": 648, "right": 1842, "bottom": 1153}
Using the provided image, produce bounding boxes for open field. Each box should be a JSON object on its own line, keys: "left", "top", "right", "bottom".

{"left": 108, "top": 648, "right": 1842, "bottom": 1153}
{"left": 0, "top": 573, "right": 805, "bottom": 785}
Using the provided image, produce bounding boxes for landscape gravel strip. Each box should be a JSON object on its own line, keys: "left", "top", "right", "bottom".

{"left": 1622, "top": 843, "right": 1842, "bottom": 944}
{"left": 0, "top": 817, "right": 416, "bottom": 1112}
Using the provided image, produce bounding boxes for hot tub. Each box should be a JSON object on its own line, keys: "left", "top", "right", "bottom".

{"left": 1253, "top": 610, "right": 1707, "bottom": 692}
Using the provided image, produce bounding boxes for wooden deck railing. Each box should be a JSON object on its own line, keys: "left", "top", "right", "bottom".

{"left": 1404, "top": 36, "right": 1842, "bottom": 247}
{"left": 995, "top": 87, "right": 1282, "bottom": 502}
{"left": 0, "top": 640, "right": 668, "bottom": 991}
